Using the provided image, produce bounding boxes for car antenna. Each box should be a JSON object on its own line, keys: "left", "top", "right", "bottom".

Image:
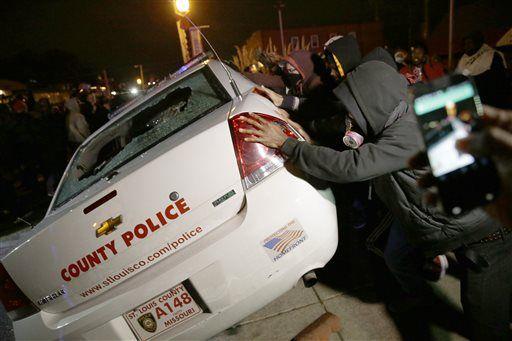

{"left": 179, "top": 14, "right": 243, "bottom": 101}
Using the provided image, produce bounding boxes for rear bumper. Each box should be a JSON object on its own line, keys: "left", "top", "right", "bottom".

{"left": 13, "top": 170, "right": 338, "bottom": 340}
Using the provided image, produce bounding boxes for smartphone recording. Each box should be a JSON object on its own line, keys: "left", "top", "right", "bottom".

{"left": 413, "top": 74, "right": 500, "bottom": 215}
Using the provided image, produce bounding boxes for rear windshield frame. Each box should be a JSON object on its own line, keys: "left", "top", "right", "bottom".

{"left": 52, "top": 66, "right": 231, "bottom": 210}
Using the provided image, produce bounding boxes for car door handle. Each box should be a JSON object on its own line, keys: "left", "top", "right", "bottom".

{"left": 96, "top": 215, "right": 122, "bottom": 237}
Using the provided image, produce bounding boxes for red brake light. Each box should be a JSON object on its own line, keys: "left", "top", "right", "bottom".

{"left": 0, "top": 262, "right": 33, "bottom": 313}
{"left": 229, "top": 113, "right": 299, "bottom": 189}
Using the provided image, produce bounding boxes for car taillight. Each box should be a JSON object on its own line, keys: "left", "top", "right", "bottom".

{"left": 0, "top": 262, "right": 37, "bottom": 318}
{"left": 229, "top": 112, "right": 299, "bottom": 189}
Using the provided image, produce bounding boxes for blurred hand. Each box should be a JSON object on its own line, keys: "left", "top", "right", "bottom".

{"left": 238, "top": 113, "right": 289, "bottom": 149}
{"left": 253, "top": 86, "right": 284, "bottom": 107}
{"left": 456, "top": 105, "right": 512, "bottom": 157}
{"left": 409, "top": 105, "right": 512, "bottom": 227}
{"left": 456, "top": 105, "right": 512, "bottom": 226}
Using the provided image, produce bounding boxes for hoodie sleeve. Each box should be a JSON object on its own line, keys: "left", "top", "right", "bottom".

{"left": 281, "top": 117, "right": 421, "bottom": 183}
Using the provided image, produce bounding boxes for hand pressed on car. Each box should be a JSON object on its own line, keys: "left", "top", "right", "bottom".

{"left": 238, "top": 113, "right": 289, "bottom": 149}
{"left": 253, "top": 86, "right": 284, "bottom": 107}
{"left": 238, "top": 113, "right": 312, "bottom": 148}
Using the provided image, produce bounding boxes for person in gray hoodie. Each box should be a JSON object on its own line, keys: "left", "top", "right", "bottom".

{"left": 240, "top": 60, "right": 510, "bottom": 340}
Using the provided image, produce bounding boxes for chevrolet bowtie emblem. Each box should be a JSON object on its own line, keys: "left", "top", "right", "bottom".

{"left": 95, "top": 215, "right": 122, "bottom": 237}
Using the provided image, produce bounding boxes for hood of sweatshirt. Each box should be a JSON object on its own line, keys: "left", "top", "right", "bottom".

{"left": 333, "top": 60, "right": 408, "bottom": 136}
{"left": 362, "top": 47, "right": 398, "bottom": 71}
{"left": 283, "top": 50, "right": 322, "bottom": 93}
{"left": 324, "top": 35, "right": 362, "bottom": 75}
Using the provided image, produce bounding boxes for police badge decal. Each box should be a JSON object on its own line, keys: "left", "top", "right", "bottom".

{"left": 138, "top": 313, "right": 157, "bottom": 333}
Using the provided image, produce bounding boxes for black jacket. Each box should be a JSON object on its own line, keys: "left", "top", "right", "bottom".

{"left": 281, "top": 60, "right": 500, "bottom": 256}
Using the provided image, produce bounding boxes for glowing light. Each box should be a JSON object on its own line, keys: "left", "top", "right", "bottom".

{"left": 110, "top": 91, "right": 117, "bottom": 96}
{"left": 0, "top": 90, "right": 5, "bottom": 96}
{"left": 100, "top": 86, "right": 106, "bottom": 91}
{"left": 175, "top": 0, "right": 190, "bottom": 14}
{"left": 136, "top": 78, "right": 142, "bottom": 85}
{"left": 130, "top": 87, "right": 139, "bottom": 95}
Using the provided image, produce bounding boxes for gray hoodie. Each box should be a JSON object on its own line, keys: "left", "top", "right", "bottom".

{"left": 281, "top": 60, "right": 500, "bottom": 256}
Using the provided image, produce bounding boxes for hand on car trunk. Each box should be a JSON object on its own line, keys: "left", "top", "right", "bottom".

{"left": 238, "top": 113, "right": 290, "bottom": 149}
{"left": 253, "top": 86, "right": 284, "bottom": 107}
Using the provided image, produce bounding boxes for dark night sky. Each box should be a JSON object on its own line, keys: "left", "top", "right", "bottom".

{"left": 1, "top": 0, "right": 510, "bottom": 82}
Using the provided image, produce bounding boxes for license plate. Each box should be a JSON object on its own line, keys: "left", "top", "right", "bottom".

{"left": 124, "top": 283, "right": 202, "bottom": 341}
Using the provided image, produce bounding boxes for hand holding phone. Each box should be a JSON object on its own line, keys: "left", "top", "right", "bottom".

{"left": 413, "top": 74, "right": 500, "bottom": 215}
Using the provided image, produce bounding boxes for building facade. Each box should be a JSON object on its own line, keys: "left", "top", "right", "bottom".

{"left": 245, "top": 22, "right": 384, "bottom": 54}
{"left": 234, "top": 22, "right": 384, "bottom": 71}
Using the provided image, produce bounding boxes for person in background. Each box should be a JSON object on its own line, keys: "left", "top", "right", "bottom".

{"left": 9, "top": 96, "right": 43, "bottom": 199}
{"left": 80, "top": 92, "right": 96, "bottom": 127}
{"left": 400, "top": 43, "right": 445, "bottom": 85}
{"left": 279, "top": 50, "right": 323, "bottom": 97}
{"left": 394, "top": 48, "right": 409, "bottom": 70}
{"left": 243, "top": 51, "right": 286, "bottom": 94}
{"left": 36, "top": 97, "right": 51, "bottom": 116}
{"left": 37, "top": 98, "right": 67, "bottom": 196}
{"left": 10, "top": 96, "right": 29, "bottom": 116}
{"left": 457, "top": 31, "right": 510, "bottom": 108}
{"left": 89, "top": 95, "right": 110, "bottom": 132}
{"left": 65, "top": 95, "right": 90, "bottom": 152}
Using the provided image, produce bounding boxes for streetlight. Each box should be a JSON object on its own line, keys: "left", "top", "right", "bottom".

{"left": 134, "top": 64, "right": 145, "bottom": 89}
{"left": 174, "top": 0, "right": 192, "bottom": 63}
{"left": 175, "top": 0, "right": 190, "bottom": 15}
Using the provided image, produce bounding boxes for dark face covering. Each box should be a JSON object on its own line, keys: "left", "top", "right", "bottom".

{"left": 464, "top": 38, "right": 481, "bottom": 56}
{"left": 311, "top": 53, "right": 338, "bottom": 90}
{"left": 282, "top": 73, "right": 303, "bottom": 95}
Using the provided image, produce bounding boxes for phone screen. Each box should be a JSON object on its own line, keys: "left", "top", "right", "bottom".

{"left": 413, "top": 76, "right": 499, "bottom": 215}
{"left": 414, "top": 81, "right": 480, "bottom": 177}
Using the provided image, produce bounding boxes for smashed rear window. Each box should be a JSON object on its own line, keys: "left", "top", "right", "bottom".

{"left": 54, "top": 67, "right": 230, "bottom": 208}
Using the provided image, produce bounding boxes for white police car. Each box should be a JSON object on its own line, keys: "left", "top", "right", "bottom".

{"left": 0, "top": 56, "right": 338, "bottom": 340}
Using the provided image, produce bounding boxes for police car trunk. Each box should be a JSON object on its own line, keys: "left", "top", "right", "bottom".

{"left": 0, "top": 62, "right": 249, "bottom": 317}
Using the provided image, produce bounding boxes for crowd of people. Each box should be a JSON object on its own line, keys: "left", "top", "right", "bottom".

{"left": 242, "top": 32, "right": 511, "bottom": 340}
{"left": 0, "top": 89, "right": 119, "bottom": 223}
{"left": 1, "top": 28, "right": 511, "bottom": 339}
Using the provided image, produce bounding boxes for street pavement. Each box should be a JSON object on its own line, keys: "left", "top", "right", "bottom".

{"left": 211, "top": 275, "right": 466, "bottom": 340}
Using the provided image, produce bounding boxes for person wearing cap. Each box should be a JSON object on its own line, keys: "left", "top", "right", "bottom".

{"left": 242, "top": 60, "right": 511, "bottom": 340}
